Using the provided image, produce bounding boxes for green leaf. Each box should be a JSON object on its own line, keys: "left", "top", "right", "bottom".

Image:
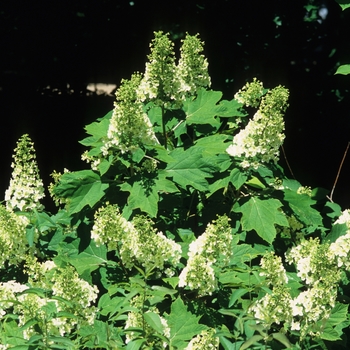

{"left": 183, "top": 88, "right": 222, "bottom": 128}
{"left": 325, "top": 223, "right": 348, "bottom": 243}
{"left": 33, "top": 211, "right": 57, "bottom": 233}
{"left": 120, "top": 171, "right": 178, "bottom": 217}
{"left": 334, "top": 0, "right": 350, "bottom": 11}
{"left": 144, "top": 311, "right": 165, "bottom": 334}
{"left": 80, "top": 111, "right": 112, "bottom": 147}
{"left": 53, "top": 170, "right": 108, "bottom": 214}
{"left": 165, "top": 147, "right": 219, "bottom": 191}
{"left": 246, "top": 176, "right": 266, "bottom": 189}
{"left": 228, "top": 288, "right": 249, "bottom": 307}
{"left": 66, "top": 240, "right": 108, "bottom": 275}
{"left": 271, "top": 332, "right": 292, "bottom": 348}
{"left": 230, "top": 244, "right": 262, "bottom": 266}
{"left": 327, "top": 303, "right": 348, "bottom": 326}
{"left": 283, "top": 189, "right": 323, "bottom": 226}
{"left": 234, "top": 197, "right": 288, "bottom": 244}
{"left": 335, "top": 64, "right": 350, "bottom": 75}
{"left": 240, "top": 335, "right": 264, "bottom": 350}
{"left": 215, "top": 99, "right": 247, "bottom": 117}
{"left": 165, "top": 298, "right": 207, "bottom": 349}
{"left": 194, "top": 134, "right": 231, "bottom": 155}
{"left": 230, "top": 168, "right": 247, "bottom": 189}
{"left": 125, "top": 338, "right": 146, "bottom": 350}
{"left": 177, "top": 228, "right": 196, "bottom": 243}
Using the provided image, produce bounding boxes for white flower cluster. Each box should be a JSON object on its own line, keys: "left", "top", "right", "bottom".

{"left": 178, "top": 215, "right": 232, "bottom": 296}
{"left": 91, "top": 205, "right": 181, "bottom": 274}
{"left": 259, "top": 251, "right": 288, "bottom": 285}
{"left": 125, "top": 295, "right": 170, "bottom": 347}
{"left": 226, "top": 81, "right": 289, "bottom": 169}
{"left": 101, "top": 73, "right": 158, "bottom": 156}
{"left": 334, "top": 209, "right": 350, "bottom": 227}
{"left": 234, "top": 78, "right": 264, "bottom": 108}
{"left": 19, "top": 258, "right": 98, "bottom": 339}
{"left": 5, "top": 134, "right": 45, "bottom": 212}
{"left": 185, "top": 328, "right": 219, "bottom": 350}
{"left": 0, "top": 259, "right": 98, "bottom": 343}
{"left": 99, "top": 32, "right": 210, "bottom": 159}
{"left": 137, "top": 31, "right": 211, "bottom": 107}
{"left": 327, "top": 210, "right": 350, "bottom": 268}
{"left": 251, "top": 238, "right": 341, "bottom": 338}
{"left": 177, "top": 34, "right": 211, "bottom": 97}
{"left": 0, "top": 204, "right": 30, "bottom": 267}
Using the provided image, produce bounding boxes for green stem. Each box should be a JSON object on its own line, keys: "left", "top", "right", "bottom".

{"left": 161, "top": 104, "right": 167, "bottom": 149}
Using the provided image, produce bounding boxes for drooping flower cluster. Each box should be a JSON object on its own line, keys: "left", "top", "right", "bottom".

{"left": 0, "top": 204, "right": 30, "bottom": 267}
{"left": 102, "top": 73, "right": 158, "bottom": 155}
{"left": 178, "top": 215, "right": 232, "bottom": 296}
{"left": 5, "top": 134, "right": 45, "bottom": 211}
{"left": 184, "top": 328, "right": 219, "bottom": 350}
{"left": 251, "top": 238, "right": 341, "bottom": 338}
{"left": 91, "top": 205, "right": 181, "bottom": 274}
{"left": 226, "top": 80, "right": 289, "bottom": 169}
{"left": 124, "top": 294, "right": 170, "bottom": 347}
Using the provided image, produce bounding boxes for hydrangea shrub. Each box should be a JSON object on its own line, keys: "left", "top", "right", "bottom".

{"left": 1, "top": 30, "right": 350, "bottom": 349}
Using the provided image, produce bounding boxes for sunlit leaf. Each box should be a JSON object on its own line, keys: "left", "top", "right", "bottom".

{"left": 335, "top": 64, "right": 350, "bottom": 75}
{"left": 234, "top": 197, "right": 288, "bottom": 244}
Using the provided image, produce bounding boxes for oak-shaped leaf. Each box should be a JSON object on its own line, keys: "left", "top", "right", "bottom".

{"left": 234, "top": 197, "right": 288, "bottom": 244}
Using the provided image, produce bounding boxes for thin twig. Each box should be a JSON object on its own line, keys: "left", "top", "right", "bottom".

{"left": 281, "top": 145, "right": 296, "bottom": 179}
{"left": 329, "top": 141, "right": 350, "bottom": 202}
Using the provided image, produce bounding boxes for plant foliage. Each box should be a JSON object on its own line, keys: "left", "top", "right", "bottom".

{"left": 1, "top": 29, "right": 350, "bottom": 350}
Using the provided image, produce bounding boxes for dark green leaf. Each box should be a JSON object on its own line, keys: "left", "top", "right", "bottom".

{"left": 53, "top": 170, "right": 108, "bottom": 213}
{"left": 144, "top": 311, "right": 165, "bottom": 334}
{"left": 183, "top": 89, "right": 222, "bottom": 128}
{"left": 283, "top": 189, "right": 323, "bottom": 226}
{"left": 165, "top": 147, "right": 219, "bottom": 191}
{"left": 234, "top": 197, "right": 288, "bottom": 244}
{"left": 165, "top": 298, "right": 207, "bottom": 349}
{"left": 67, "top": 240, "right": 108, "bottom": 275}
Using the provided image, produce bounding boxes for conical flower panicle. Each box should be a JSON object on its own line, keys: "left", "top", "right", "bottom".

{"left": 5, "top": 134, "right": 45, "bottom": 212}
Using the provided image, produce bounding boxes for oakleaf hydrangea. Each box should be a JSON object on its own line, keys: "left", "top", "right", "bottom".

{"left": 137, "top": 31, "right": 211, "bottom": 107}
{"left": 0, "top": 258, "right": 98, "bottom": 342}
{"left": 185, "top": 328, "right": 219, "bottom": 350}
{"left": 137, "top": 31, "right": 178, "bottom": 106}
{"left": 91, "top": 205, "right": 181, "bottom": 274}
{"left": 102, "top": 73, "right": 158, "bottom": 155}
{"left": 124, "top": 294, "right": 170, "bottom": 347}
{"left": 177, "top": 33, "right": 211, "bottom": 97}
{"left": 5, "top": 134, "right": 45, "bottom": 211}
{"left": 178, "top": 215, "right": 232, "bottom": 296}
{"left": 226, "top": 80, "right": 289, "bottom": 169}
{"left": 0, "top": 204, "right": 30, "bottom": 267}
{"left": 251, "top": 238, "right": 341, "bottom": 339}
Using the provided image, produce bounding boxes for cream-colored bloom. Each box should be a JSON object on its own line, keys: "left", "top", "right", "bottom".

{"left": 0, "top": 205, "right": 30, "bottom": 266}
{"left": 5, "top": 134, "right": 45, "bottom": 211}
{"left": 227, "top": 81, "right": 289, "bottom": 169}
{"left": 179, "top": 215, "right": 232, "bottom": 296}
{"left": 185, "top": 329, "right": 219, "bottom": 350}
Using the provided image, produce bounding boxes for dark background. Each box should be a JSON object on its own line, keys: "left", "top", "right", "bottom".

{"left": 1, "top": 0, "right": 350, "bottom": 211}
